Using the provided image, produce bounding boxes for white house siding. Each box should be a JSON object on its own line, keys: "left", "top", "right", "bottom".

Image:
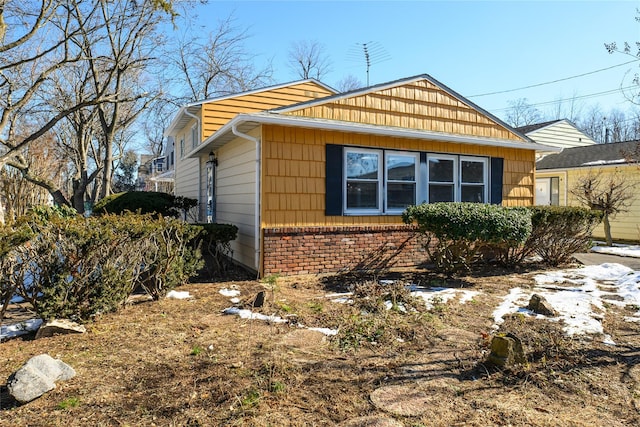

{"left": 529, "top": 120, "right": 596, "bottom": 150}
{"left": 215, "top": 134, "right": 258, "bottom": 271}
{"left": 173, "top": 118, "right": 201, "bottom": 220}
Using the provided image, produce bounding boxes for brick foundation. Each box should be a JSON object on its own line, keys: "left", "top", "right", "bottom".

{"left": 262, "top": 225, "right": 426, "bottom": 276}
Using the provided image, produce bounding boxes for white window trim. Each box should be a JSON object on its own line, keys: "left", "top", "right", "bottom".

{"left": 427, "top": 153, "right": 458, "bottom": 203}
{"left": 385, "top": 150, "right": 420, "bottom": 215}
{"left": 179, "top": 138, "right": 185, "bottom": 159}
{"left": 344, "top": 147, "right": 383, "bottom": 215}
{"left": 460, "top": 156, "right": 489, "bottom": 203}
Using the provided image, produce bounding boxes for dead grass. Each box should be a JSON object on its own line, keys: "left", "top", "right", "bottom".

{"left": 2, "top": 266, "right": 640, "bottom": 426}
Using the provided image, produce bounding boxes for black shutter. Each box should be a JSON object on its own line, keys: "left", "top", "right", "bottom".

{"left": 325, "top": 144, "right": 343, "bottom": 215}
{"left": 490, "top": 157, "right": 504, "bottom": 205}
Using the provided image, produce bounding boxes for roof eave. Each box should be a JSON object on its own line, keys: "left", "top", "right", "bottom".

{"left": 187, "top": 113, "right": 551, "bottom": 159}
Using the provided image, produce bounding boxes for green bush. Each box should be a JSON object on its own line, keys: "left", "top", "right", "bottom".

{"left": 93, "top": 191, "right": 197, "bottom": 218}
{"left": 192, "top": 223, "right": 239, "bottom": 278}
{"left": 526, "top": 206, "right": 602, "bottom": 266}
{"left": 403, "top": 203, "right": 532, "bottom": 273}
{"left": 0, "top": 211, "right": 204, "bottom": 322}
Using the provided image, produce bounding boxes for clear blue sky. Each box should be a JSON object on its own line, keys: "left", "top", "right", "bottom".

{"left": 186, "top": 0, "right": 640, "bottom": 121}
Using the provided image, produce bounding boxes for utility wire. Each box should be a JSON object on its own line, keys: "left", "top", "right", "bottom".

{"left": 491, "top": 84, "right": 638, "bottom": 113}
{"left": 469, "top": 59, "right": 640, "bottom": 98}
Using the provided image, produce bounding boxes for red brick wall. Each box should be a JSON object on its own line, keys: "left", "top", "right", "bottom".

{"left": 262, "top": 225, "right": 426, "bottom": 276}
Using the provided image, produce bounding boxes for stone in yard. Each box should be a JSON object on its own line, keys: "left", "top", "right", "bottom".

{"left": 527, "top": 294, "right": 558, "bottom": 316}
{"left": 35, "top": 319, "right": 86, "bottom": 339}
{"left": 487, "top": 333, "right": 526, "bottom": 368}
{"left": 340, "top": 415, "right": 405, "bottom": 426}
{"left": 7, "top": 354, "right": 76, "bottom": 403}
{"left": 370, "top": 384, "right": 432, "bottom": 416}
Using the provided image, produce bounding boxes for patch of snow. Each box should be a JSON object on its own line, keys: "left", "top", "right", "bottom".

{"left": 592, "top": 244, "right": 640, "bottom": 258}
{"left": 307, "top": 327, "right": 338, "bottom": 336}
{"left": 222, "top": 307, "right": 287, "bottom": 324}
{"left": 219, "top": 288, "right": 241, "bottom": 297}
{"left": 602, "top": 334, "right": 616, "bottom": 346}
{"left": 230, "top": 297, "right": 241, "bottom": 304}
{"left": 492, "top": 287, "right": 530, "bottom": 327}
{"left": 0, "top": 319, "right": 43, "bottom": 341}
{"left": 412, "top": 287, "right": 480, "bottom": 310}
{"left": 581, "top": 158, "right": 627, "bottom": 166}
{"left": 166, "top": 290, "right": 192, "bottom": 300}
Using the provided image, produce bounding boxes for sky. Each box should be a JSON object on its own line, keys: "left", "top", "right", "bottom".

{"left": 182, "top": 0, "right": 640, "bottom": 122}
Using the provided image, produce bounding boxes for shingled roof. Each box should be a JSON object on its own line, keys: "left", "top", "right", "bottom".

{"left": 516, "top": 119, "right": 563, "bottom": 135}
{"left": 536, "top": 140, "right": 639, "bottom": 170}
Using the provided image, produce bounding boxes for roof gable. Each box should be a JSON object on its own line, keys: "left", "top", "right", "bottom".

{"left": 517, "top": 119, "right": 596, "bottom": 149}
{"left": 166, "top": 79, "right": 336, "bottom": 137}
{"left": 536, "top": 140, "right": 638, "bottom": 170}
{"left": 275, "top": 74, "right": 528, "bottom": 142}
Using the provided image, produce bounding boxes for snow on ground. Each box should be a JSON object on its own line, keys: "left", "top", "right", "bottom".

{"left": 0, "top": 319, "right": 43, "bottom": 341}
{"left": 493, "top": 263, "right": 640, "bottom": 342}
{"left": 592, "top": 244, "right": 640, "bottom": 258}
{"left": 166, "top": 290, "right": 192, "bottom": 300}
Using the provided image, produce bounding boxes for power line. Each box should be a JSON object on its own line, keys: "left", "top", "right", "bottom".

{"left": 491, "top": 84, "right": 638, "bottom": 113}
{"left": 468, "top": 59, "right": 640, "bottom": 98}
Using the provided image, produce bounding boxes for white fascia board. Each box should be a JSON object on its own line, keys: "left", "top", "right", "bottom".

{"left": 187, "top": 113, "right": 553, "bottom": 158}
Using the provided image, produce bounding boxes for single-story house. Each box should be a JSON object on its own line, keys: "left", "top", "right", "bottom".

{"left": 166, "top": 74, "right": 550, "bottom": 276}
{"left": 536, "top": 140, "right": 640, "bottom": 242}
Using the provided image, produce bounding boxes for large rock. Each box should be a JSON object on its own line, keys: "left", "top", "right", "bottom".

{"left": 35, "top": 319, "right": 86, "bottom": 339}
{"left": 487, "top": 333, "right": 526, "bottom": 368}
{"left": 527, "top": 294, "right": 558, "bottom": 316}
{"left": 7, "top": 354, "right": 76, "bottom": 403}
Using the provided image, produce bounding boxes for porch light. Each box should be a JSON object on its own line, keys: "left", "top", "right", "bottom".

{"left": 207, "top": 151, "right": 217, "bottom": 166}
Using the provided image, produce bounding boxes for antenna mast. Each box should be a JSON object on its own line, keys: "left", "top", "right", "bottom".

{"left": 346, "top": 42, "right": 391, "bottom": 87}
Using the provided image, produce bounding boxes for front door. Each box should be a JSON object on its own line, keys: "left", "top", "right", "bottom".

{"left": 535, "top": 178, "right": 551, "bottom": 205}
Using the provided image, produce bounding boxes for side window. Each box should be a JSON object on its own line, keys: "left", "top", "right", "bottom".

{"left": 344, "top": 148, "right": 382, "bottom": 213}
{"left": 428, "top": 154, "right": 456, "bottom": 203}
{"left": 386, "top": 152, "right": 419, "bottom": 213}
{"left": 550, "top": 176, "right": 560, "bottom": 206}
{"left": 191, "top": 125, "right": 198, "bottom": 149}
{"left": 179, "top": 138, "right": 185, "bottom": 158}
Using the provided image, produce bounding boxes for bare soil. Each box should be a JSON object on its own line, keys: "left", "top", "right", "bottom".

{"left": 2, "top": 265, "right": 640, "bottom": 426}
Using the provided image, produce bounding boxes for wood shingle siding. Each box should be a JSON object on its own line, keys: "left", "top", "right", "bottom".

{"left": 284, "top": 80, "right": 523, "bottom": 142}
{"left": 201, "top": 82, "right": 334, "bottom": 138}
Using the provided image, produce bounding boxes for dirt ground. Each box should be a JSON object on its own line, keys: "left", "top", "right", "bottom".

{"left": 2, "top": 264, "right": 640, "bottom": 427}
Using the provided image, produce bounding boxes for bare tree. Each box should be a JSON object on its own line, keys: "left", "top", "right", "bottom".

{"left": 170, "top": 15, "right": 273, "bottom": 102}
{"left": 287, "top": 40, "right": 332, "bottom": 81}
{"left": 504, "top": 98, "right": 542, "bottom": 127}
{"left": 570, "top": 169, "right": 636, "bottom": 245}
{"left": 335, "top": 74, "right": 364, "bottom": 92}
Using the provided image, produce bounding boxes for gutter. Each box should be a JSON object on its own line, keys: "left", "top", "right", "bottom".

{"left": 231, "top": 123, "right": 262, "bottom": 275}
{"left": 184, "top": 109, "right": 203, "bottom": 220}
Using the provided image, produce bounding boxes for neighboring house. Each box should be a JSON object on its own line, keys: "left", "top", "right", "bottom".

{"left": 168, "top": 74, "right": 548, "bottom": 276}
{"left": 517, "top": 119, "right": 597, "bottom": 158}
{"left": 137, "top": 154, "right": 174, "bottom": 193}
{"left": 536, "top": 140, "right": 640, "bottom": 242}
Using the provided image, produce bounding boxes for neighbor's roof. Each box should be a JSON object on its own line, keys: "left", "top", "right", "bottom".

{"left": 516, "top": 119, "right": 564, "bottom": 135}
{"left": 536, "top": 140, "right": 639, "bottom": 170}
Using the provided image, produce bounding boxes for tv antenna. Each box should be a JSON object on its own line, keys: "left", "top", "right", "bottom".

{"left": 346, "top": 41, "right": 391, "bottom": 86}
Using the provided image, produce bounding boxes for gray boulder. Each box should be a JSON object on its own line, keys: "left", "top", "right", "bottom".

{"left": 7, "top": 354, "right": 76, "bottom": 403}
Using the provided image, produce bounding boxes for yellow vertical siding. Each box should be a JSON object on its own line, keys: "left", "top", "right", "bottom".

{"left": 539, "top": 166, "right": 640, "bottom": 242}
{"left": 261, "top": 125, "right": 535, "bottom": 228}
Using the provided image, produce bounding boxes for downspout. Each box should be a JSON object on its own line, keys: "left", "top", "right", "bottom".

{"left": 231, "top": 123, "right": 262, "bottom": 276}
{"left": 184, "top": 109, "right": 202, "bottom": 220}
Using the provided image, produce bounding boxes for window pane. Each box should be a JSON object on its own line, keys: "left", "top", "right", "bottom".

{"left": 429, "top": 184, "right": 454, "bottom": 203}
{"left": 347, "top": 152, "right": 379, "bottom": 180}
{"left": 387, "top": 155, "right": 415, "bottom": 181}
{"left": 347, "top": 182, "right": 379, "bottom": 209}
{"left": 387, "top": 183, "right": 415, "bottom": 209}
{"left": 461, "top": 160, "right": 484, "bottom": 183}
{"left": 461, "top": 185, "right": 484, "bottom": 203}
{"left": 429, "top": 158, "right": 454, "bottom": 182}
{"left": 551, "top": 177, "right": 559, "bottom": 206}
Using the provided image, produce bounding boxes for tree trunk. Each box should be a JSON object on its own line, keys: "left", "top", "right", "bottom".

{"left": 603, "top": 213, "right": 613, "bottom": 246}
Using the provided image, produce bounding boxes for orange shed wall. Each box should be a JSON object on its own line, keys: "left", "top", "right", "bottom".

{"left": 259, "top": 124, "right": 535, "bottom": 276}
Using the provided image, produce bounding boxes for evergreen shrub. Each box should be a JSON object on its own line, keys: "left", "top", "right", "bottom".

{"left": 93, "top": 191, "right": 197, "bottom": 218}
{"left": 403, "top": 202, "right": 532, "bottom": 272}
